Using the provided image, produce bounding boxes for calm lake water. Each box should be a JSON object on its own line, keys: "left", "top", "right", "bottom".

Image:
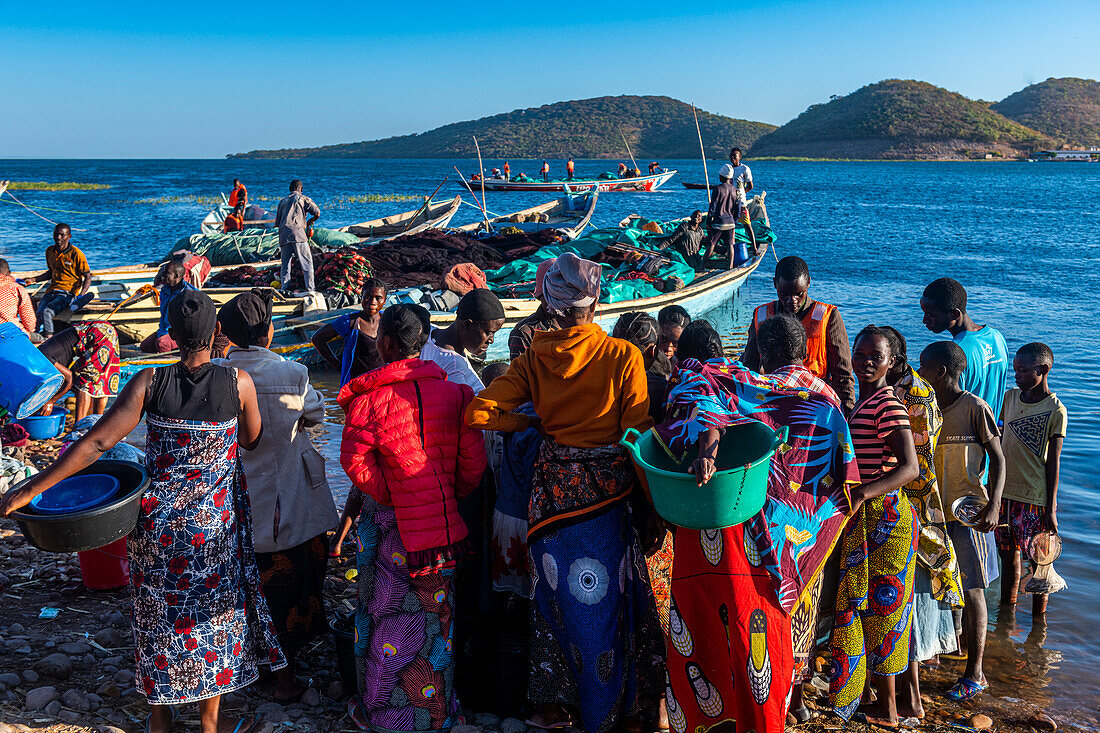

{"left": 2, "top": 159, "right": 1098, "bottom": 720}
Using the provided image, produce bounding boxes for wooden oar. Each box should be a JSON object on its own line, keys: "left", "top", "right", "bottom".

{"left": 692, "top": 104, "right": 712, "bottom": 205}
{"left": 102, "top": 285, "right": 159, "bottom": 321}
{"left": 400, "top": 178, "right": 449, "bottom": 234}
{"left": 472, "top": 136, "right": 492, "bottom": 232}
{"left": 619, "top": 128, "right": 640, "bottom": 175}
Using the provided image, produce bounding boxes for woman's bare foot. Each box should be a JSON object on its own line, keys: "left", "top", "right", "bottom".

{"left": 858, "top": 702, "right": 900, "bottom": 728}
{"left": 526, "top": 704, "right": 573, "bottom": 729}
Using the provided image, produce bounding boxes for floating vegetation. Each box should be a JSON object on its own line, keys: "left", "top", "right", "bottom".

{"left": 6, "top": 181, "right": 112, "bottom": 191}
{"left": 132, "top": 193, "right": 421, "bottom": 205}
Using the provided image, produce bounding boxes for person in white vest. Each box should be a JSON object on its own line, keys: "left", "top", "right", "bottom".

{"left": 215, "top": 289, "right": 338, "bottom": 704}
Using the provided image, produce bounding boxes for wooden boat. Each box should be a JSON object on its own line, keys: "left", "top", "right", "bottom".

{"left": 455, "top": 192, "right": 597, "bottom": 239}
{"left": 463, "top": 169, "right": 676, "bottom": 193}
{"left": 13, "top": 196, "right": 464, "bottom": 300}
{"left": 681, "top": 182, "right": 716, "bottom": 190}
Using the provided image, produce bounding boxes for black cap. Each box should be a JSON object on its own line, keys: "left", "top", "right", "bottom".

{"left": 218, "top": 289, "right": 274, "bottom": 347}
{"left": 168, "top": 290, "right": 217, "bottom": 345}
{"left": 455, "top": 288, "right": 504, "bottom": 321}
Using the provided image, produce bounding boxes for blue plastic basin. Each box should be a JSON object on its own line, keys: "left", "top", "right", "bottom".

{"left": 15, "top": 407, "right": 69, "bottom": 440}
{"left": 29, "top": 474, "right": 121, "bottom": 515}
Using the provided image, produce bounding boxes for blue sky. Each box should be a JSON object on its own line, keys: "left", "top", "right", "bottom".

{"left": 1, "top": 0, "right": 1097, "bottom": 158}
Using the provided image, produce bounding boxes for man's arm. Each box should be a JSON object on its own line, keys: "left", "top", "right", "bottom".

{"left": 826, "top": 308, "right": 857, "bottom": 414}
{"left": 76, "top": 271, "right": 92, "bottom": 297}
{"left": 741, "top": 322, "right": 761, "bottom": 371}
{"left": 306, "top": 198, "right": 321, "bottom": 226}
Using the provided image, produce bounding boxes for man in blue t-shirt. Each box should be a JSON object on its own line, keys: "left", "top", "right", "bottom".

{"left": 140, "top": 261, "right": 196, "bottom": 353}
{"left": 920, "top": 277, "right": 1009, "bottom": 417}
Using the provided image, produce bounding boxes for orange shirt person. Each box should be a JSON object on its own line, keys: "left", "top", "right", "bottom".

{"left": 503, "top": 162, "right": 511, "bottom": 180}
{"left": 566, "top": 158, "right": 575, "bottom": 181}
{"left": 228, "top": 179, "right": 248, "bottom": 208}
{"left": 223, "top": 203, "right": 245, "bottom": 233}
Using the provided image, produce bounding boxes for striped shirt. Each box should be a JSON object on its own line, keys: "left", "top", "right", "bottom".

{"left": 849, "top": 385, "right": 911, "bottom": 483}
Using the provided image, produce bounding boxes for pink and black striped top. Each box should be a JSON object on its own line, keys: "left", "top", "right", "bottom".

{"left": 849, "top": 385, "right": 911, "bottom": 483}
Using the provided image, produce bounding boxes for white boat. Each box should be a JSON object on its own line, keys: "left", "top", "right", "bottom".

{"left": 455, "top": 192, "right": 597, "bottom": 239}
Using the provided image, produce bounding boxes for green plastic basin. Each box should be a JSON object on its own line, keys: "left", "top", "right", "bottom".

{"left": 620, "top": 423, "right": 788, "bottom": 530}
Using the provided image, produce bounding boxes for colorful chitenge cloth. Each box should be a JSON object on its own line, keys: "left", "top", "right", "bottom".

{"left": 830, "top": 491, "right": 919, "bottom": 719}
{"left": 491, "top": 404, "right": 541, "bottom": 597}
{"left": 654, "top": 358, "right": 858, "bottom": 733}
{"left": 256, "top": 534, "right": 330, "bottom": 659}
{"left": 130, "top": 415, "right": 285, "bottom": 704}
{"left": 528, "top": 440, "right": 665, "bottom": 733}
{"left": 72, "top": 320, "right": 121, "bottom": 398}
{"left": 354, "top": 501, "right": 462, "bottom": 733}
{"left": 894, "top": 368, "right": 963, "bottom": 607}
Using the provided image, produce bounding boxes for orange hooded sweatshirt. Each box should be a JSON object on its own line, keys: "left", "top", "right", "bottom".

{"left": 465, "top": 323, "right": 652, "bottom": 447}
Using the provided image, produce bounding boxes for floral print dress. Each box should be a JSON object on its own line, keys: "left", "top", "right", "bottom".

{"left": 129, "top": 410, "right": 285, "bottom": 704}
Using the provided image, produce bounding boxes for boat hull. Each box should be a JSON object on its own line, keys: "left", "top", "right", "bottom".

{"left": 466, "top": 170, "right": 676, "bottom": 192}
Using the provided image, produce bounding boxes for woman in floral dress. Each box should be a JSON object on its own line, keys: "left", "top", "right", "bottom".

{"left": 1, "top": 291, "right": 283, "bottom": 733}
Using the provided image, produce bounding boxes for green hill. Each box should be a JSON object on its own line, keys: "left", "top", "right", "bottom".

{"left": 749, "top": 80, "right": 1052, "bottom": 160}
{"left": 992, "top": 77, "right": 1100, "bottom": 147}
{"left": 228, "top": 96, "right": 777, "bottom": 159}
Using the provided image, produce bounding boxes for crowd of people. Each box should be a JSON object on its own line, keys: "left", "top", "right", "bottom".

{"left": 0, "top": 233, "right": 1067, "bottom": 733}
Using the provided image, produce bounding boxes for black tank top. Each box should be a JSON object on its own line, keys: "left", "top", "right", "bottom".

{"left": 146, "top": 362, "right": 239, "bottom": 422}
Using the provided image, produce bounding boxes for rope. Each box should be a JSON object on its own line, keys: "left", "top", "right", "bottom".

{"left": 1, "top": 191, "right": 90, "bottom": 231}
{"left": 459, "top": 198, "right": 503, "bottom": 219}
{"left": 0, "top": 196, "right": 117, "bottom": 216}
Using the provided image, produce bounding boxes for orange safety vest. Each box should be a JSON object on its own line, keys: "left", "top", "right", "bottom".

{"left": 229, "top": 185, "right": 246, "bottom": 207}
{"left": 567, "top": 160, "right": 574, "bottom": 172}
{"left": 753, "top": 300, "right": 836, "bottom": 378}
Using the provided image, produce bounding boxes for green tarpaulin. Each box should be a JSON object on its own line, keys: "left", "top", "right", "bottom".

{"left": 169, "top": 227, "right": 360, "bottom": 266}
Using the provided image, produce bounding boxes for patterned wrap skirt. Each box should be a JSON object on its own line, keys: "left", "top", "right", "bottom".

{"left": 354, "top": 501, "right": 462, "bottom": 733}
{"left": 527, "top": 441, "right": 665, "bottom": 733}
{"left": 255, "top": 534, "right": 330, "bottom": 659}
{"left": 830, "top": 491, "right": 919, "bottom": 719}
{"left": 72, "top": 321, "right": 120, "bottom": 398}
{"left": 129, "top": 415, "right": 286, "bottom": 704}
{"left": 665, "top": 524, "right": 795, "bottom": 733}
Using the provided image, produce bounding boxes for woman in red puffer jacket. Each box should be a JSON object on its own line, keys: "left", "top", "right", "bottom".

{"left": 338, "top": 304, "right": 486, "bottom": 733}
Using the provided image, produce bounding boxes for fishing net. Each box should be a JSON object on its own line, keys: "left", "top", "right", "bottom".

{"left": 168, "top": 227, "right": 360, "bottom": 266}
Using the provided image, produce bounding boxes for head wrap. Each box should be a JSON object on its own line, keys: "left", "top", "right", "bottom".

{"left": 542, "top": 252, "right": 602, "bottom": 316}
{"left": 719, "top": 163, "right": 736, "bottom": 180}
{"left": 456, "top": 288, "right": 505, "bottom": 321}
{"left": 533, "top": 257, "right": 557, "bottom": 300}
{"left": 218, "top": 289, "right": 274, "bottom": 347}
{"left": 167, "top": 290, "right": 217, "bottom": 345}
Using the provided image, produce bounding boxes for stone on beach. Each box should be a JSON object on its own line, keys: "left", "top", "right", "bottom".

{"left": 0, "top": 672, "right": 20, "bottom": 688}
{"left": 35, "top": 653, "right": 73, "bottom": 679}
{"left": 971, "top": 713, "right": 994, "bottom": 730}
{"left": 93, "top": 628, "right": 124, "bottom": 647}
{"left": 256, "top": 701, "right": 288, "bottom": 723}
{"left": 24, "top": 685, "right": 58, "bottom": 711}
{"left": 60, "top": 688, "right": 90, "bottom": 712}
{"left": 501, "top": 718, "right": 527, "bottom": 733}
{"left": 1028, "top": 713, "right": 1058, "bottom": 730}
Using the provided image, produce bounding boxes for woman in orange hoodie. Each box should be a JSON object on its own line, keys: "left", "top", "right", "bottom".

{"left": 466, "top": 253, "right": 664, "bottom": 733}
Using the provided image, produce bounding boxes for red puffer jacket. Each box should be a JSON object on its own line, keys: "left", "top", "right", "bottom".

{"left": 339, "top": 358, "right": 486, "bottom": 561}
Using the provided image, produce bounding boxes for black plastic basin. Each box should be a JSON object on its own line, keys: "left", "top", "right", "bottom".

{"left": 12, "top": 460, "right": 149, "bottom": 554}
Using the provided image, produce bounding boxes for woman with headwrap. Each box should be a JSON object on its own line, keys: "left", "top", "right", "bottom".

{"left": 0, "top": 290, "right": 283, "bottom": 733}
{"left": 466, "top": 253, "right": 665, "bottom": 733}
{"left": 215, "top": 289, "right": 338, "bottom": 703}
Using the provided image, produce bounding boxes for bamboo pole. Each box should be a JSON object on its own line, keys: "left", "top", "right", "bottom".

{"left": 472, "top": 136, "right": 492, "bottom": 232}
{"left": 400, "top": 177, "right": 449, "bottom": 233}
{"left": 692, "top": 104, "right": 712, "bottom": 205}
{"left": 619, "top": 128, "right": 640, "bottom": 175}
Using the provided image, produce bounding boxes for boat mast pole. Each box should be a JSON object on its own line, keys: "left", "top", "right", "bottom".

{"left": 619, "top": 128, "right": 640, "bottom": 175}
{"left": 472, "top": 136, "right": 492, "bottom": 232}
{"left": 692, "top": 104, "right": 712, "bottom": 205}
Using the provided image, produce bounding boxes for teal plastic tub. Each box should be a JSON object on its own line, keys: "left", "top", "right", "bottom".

{"left": 620, "top": 423, "right": 788, "bottom": 530}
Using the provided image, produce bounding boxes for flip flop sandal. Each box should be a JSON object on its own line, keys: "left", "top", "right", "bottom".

{"left": 789, "top": 706, "right": 820, "bottom": 725}
{"left": 525, "top": 717, "right": 576, "bottom": 730}
{"left": 939, "top": 651, "right": 968, "bottom": 661}
{"left": 853, "top": 711, "right": 900, "bottom": 729}
{"left": 946, "top": 677, "right": 988, "bottom": 702}
{"left": 145, "top": 707, "right": 180, "bottom": 733}
{"left": 347, "top": 700, "right": 370, "bottom": 731}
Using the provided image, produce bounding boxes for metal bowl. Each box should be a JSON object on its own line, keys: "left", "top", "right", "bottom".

{"left": 950, "top": 495, "right": 987, "bottom": 527}
{"left": 11, "top": 460, "right": 149, "bottom": 553}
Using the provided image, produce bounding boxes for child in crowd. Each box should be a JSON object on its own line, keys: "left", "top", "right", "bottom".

{"left": 830, "top": 326, "right": 920, "bottom": 726}
{"left": 919, "top": 340, "right": 1005, "bottom": 703}
{"left": 657, "top": 305, "right": 690, "bottom": 363}
{"left": 312, "top": 277, "right": 388, "bottom": 386}
{"left": 996, "top": 343, "right": 1066, "bottom": 621}
{"left": 339, "top": 304, "right": 487, "bottom": 733}
{"left": 613, "top": 311, "right": 670, "bottom": 423}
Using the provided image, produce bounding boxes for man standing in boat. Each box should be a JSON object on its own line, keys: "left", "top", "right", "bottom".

{"left": 275, "top": 180, "right": 320, "bottom": 293}
{"left": 566, "top": 158, "right": 575, "bottom": 181}
{"left": 702, "top": 163, "right": 758, "bottom": 267}
{"left": 503, "top": 162, "right": 511, "bottom": 180}
{"left": 229, "top": 178, "right": 248, "bottom": 209}
{"left": 740, "top": 256, "right": 857, "bottom": 414}
{"left": 541, "top": 160, "right": 551, "bottom": 182}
